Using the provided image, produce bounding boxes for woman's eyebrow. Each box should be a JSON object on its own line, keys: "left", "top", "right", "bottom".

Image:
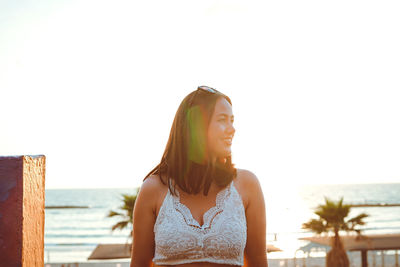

{"left": 217, "top": 113, "right": 234, "bottom": 119}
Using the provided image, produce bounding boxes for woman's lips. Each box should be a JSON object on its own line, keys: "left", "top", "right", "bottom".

{"left": 223, "top": 138, "right": 232, "bottom": 145}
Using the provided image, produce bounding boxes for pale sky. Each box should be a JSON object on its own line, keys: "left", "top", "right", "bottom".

{"left": 1, "top": 0, "right": 399, "bottom": 189}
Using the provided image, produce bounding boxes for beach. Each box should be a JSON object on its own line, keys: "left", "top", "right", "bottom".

{"left": 44, "top": 183, "right": 400, "bottom": 266}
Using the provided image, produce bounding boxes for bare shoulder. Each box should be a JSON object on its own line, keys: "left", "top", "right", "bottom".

{"left": 141, "top": 174, "right": 167, "bottom": 191}
{"left": 137, "top": 175, "right": 169, "bottom": 211}
{"left": 235, "top": 168, "right": 261, "bottom": 188}
{"left": 234, "top": 169, "right": 262, "bottom": 209}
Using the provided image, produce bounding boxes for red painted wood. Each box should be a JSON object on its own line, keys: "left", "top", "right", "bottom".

{"left": 0, "top": 155, "right": 45, "bottom": 267}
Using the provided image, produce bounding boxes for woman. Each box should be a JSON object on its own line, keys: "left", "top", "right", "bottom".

{"left": 131, "top": 86, "right": 267, "bottom": 267}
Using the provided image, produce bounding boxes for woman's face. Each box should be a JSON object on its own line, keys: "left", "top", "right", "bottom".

{"left": 207, "top": 97, "right": 235, "bottom": 160}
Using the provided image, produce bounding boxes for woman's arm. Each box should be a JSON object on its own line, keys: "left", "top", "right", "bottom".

{"left": 130, "top": 177, "right": 159, "bottom": 267}
{"left": 242, "top": 170, "right": 268, "bottom": 267}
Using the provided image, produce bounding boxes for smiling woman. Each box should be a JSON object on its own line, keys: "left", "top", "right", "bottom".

{"left": 130, "top": 86, "right": 268, "bottom": 267}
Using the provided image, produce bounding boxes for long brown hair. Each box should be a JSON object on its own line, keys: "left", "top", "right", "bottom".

{"left": 144, "top": 87, "right": 237, "bottom": 195}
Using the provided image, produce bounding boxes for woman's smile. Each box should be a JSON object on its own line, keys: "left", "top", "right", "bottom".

{"left": 222, "top": 137, "right": 232, "bottom": 146}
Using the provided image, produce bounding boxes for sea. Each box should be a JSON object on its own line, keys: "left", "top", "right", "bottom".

{"left": 44, "top": 183, "right": 400, "bottom": 263}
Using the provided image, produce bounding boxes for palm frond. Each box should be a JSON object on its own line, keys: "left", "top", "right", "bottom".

{"left": 111, "top": 220, "right": 130, "bottom": 231}
{"left": 107, "top": 210, "right": 124, "bottom": 218}
{"left": 347, "top": 213, "right": 369, "bottom": 224}
{"left": 346, "top": 213, "right": 369, "bottom": 232}
{"left": 107, "top": 188, "right": 140, "bottom": 239}
{"left": 315, "top": 197, "right": 351, "bottom": 229}
{"left": 302, "top": 219, "right": 327, "bottom": 234}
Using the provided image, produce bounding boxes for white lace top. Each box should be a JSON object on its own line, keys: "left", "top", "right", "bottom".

{"left": 153, "top": 181, "right": 247, "bottom": 266}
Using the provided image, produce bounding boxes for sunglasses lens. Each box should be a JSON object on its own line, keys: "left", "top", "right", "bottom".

{"left": 198, "top": 86, "right": 217, "bottom": 93}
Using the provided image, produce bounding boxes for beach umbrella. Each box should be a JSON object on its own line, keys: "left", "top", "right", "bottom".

{"left": 88, "top": 244, "right": 131, "bottom": 260}
{"left": 294, "top": 242, "right": 334, "bottom": 267}
{"left": 267, "top": 244, "right": 282, "bottom": 253}
{"left": 297, "top": 241, "right": 330, "bottom": 254}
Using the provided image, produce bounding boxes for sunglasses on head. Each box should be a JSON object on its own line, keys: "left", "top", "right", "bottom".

{"left": 197, "top": 85, "right": 218, "bottom": 93}
{"left": 189, "top": 86, "right": 219, "bottom": 106}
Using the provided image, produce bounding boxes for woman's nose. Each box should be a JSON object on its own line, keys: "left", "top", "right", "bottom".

{"left": 228, "top": 123, "right": 235, "bottom": 135}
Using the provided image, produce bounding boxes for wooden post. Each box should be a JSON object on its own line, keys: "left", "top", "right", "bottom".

{"left": 0, "top": 155, "right": 46, "bottom": 267}
{"left": 372, "top": 251, "right": 376, "bottom": 267}
{"left": 293, "top": 252, "right": 297, "bottom": 267}
{"left": 361, "top": 250, "right": 368, "bottom": 267}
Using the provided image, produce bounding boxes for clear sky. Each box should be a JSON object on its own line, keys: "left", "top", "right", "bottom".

{"left": 1, "top": 0, "right": 399, "bottom": 189}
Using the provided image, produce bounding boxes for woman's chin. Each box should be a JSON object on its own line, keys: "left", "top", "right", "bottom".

{"left": 218, "top": 149, "right": 232, "bottom": 159}
{"left": 210, "top": 147, "right": 232, "bottom": 161}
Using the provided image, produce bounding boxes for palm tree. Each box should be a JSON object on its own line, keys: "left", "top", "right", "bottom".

{"left": 107, "top": 189, "right": 139, "bottom": 244}
{"left": 302, "top": 197, "right": 369, "bottom": 267}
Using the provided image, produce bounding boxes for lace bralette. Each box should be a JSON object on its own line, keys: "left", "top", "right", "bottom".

{"left": 153, "top": 181, "right": 247, "bottom": 266}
